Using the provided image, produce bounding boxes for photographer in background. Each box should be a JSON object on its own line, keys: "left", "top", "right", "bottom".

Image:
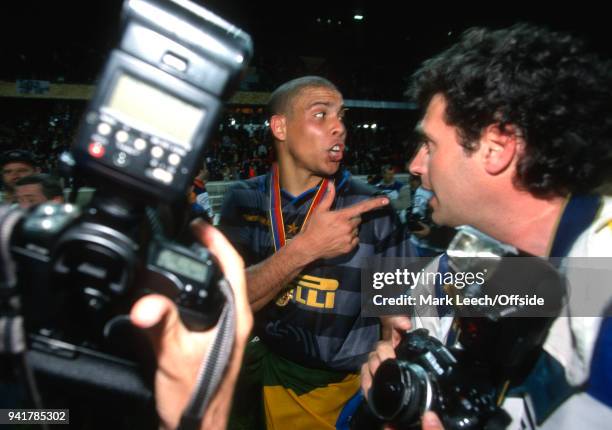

{"left": 375, "top": 165, "right": 405, "bottom": 203}
{"left": 189, "top": 163, "right": 214, "bottom": 223}
{"left": 14, "top": 173, "right": 64, "bottom": 209}
{"left": 0, "top": 150, "right": 40, "bottom": 204}
{"left": 130, "top": 220, "right": 253, "bottom": 430}
{"left": 363, "top": 23, "right": 612, "bottom": 429}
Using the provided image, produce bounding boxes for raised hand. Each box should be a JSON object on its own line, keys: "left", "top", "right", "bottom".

{"left": 360, "top": 339, "right": 396, "bottom": 400}
{"left": 381, "top": 315, "right": 412, "bottom": 348}
{"left": 360, "top": 339, "right": 445, "bottom": 430}
{"left": 130, "top": 220, "right": 252, "bottom": 430}
{"left": 296, "top": 182, "right": 389, "bottom": 261}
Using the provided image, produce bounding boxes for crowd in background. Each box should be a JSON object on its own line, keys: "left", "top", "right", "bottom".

{"left": 0, "top": 98, "right": 416, "bottom": 183}
{"left": 1, "top": 43, "right": 408, "bottom": 102}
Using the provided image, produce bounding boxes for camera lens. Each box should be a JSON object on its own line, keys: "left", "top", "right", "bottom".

{"left": 370, "top": 359, "right": 429, "bottom": 425}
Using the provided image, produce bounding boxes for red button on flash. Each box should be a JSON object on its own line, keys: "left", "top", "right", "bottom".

{"left": 88, "top": 142, "right": 105, "bottom": 158}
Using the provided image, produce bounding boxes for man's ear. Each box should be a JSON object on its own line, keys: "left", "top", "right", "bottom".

{"left": 481, "top": 124, "right": 521, "bottom": 175}
{"left": 269, "top": 114, "right": 287, "bottom": 142}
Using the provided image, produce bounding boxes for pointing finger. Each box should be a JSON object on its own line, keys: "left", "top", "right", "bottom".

{"left": 342, "top": 196, "right": 389, "bottom": 218}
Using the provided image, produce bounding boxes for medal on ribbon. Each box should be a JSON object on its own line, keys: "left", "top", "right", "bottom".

{"left": 268, "top": 163, "right": 330, "bottom": 306}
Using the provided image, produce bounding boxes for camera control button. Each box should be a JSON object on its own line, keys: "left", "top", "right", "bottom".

{"left": 168, "top": 153, "right": 181, "bottom": 166}
{"left": 83, "top": 287, "right": 110, "bottom": 310}
{"left": 88, "top": 142, "right": 105, "bottom": 158}
{"left": 151, "top": 146, "right": 164, "bottom": 158}
{"left": 152, "top": 168, "right": 173, "bottom": 184}
{"left": 134, "top": 138, "right": 147, "bottom": 151}
{"left": 97, "top": 122, "right": 112, "bottom": 136}
{"left": 116, "top": 130, "right": 130, "bottom": 143}
{"left": 113, "top": 152, "right": 130, "bottom": 167}
{"left": 86, "top": 112, "right": 99, "bottom": 124}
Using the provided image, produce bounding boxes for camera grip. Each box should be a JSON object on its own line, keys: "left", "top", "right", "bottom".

{"left": 138, "top": 267, "right": 224, "bottom": 331}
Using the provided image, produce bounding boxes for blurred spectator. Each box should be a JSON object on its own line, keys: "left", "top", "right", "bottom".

{"left": 406, "top": 179, "right": 456, "bottom": 257}
{"left": 189, "top": 163, "right": 213, "bottom": 223}
{"left": 247, "top": 162, "right": 256, "bottom": 178}
{"left": 220, "top": 164, "right": 232, "bottom": 181}
{"left": 0, "top": 98, "right": 412, "bottom": 186}
{"left": 411, "top": 183, "right": 434, "bottom": 220}
{"left": 1, "top": 149, "right": 40, "bottom": 203}
{"left": 229, "top": 164, "right": 241, "bottom": 181}
{"left": 14, "top": 173, "right": 64, "bottom": 209}
{"left": 367, "top": 174, "right": 380, "bottom": 185}
{"left": 375, "top": 164, "right": 405, "bottom": 201}
{"left": 256, "top": 141, "right": 268, "bottom": 157}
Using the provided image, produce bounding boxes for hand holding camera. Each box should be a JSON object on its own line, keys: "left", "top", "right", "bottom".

{"left": 355, "top": 227, "right": 567, "bottom": 430}
{"left": 130, "top": 220, "right": 252, "bottom": 430}
{"left": 0, "top": 0, "right": 253, "bottom": 428}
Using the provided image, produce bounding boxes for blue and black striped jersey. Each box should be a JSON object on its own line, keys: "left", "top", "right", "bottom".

{"left": 220, "top": 169, "right": 414, "bottom": 371}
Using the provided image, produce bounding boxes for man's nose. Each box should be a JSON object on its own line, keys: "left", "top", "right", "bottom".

{"left": 409, "top": 144, "right": 427, "bottom": 176}
{"left": 331, "top": 117, "right": 346, "bottom": 138}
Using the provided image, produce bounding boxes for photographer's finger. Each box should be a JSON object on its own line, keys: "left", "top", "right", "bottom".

{"left": 131, "top": 294, "right": 173, "bottom": 328}
{"left": 192, "top": 220, "right": 244, "bottom": 272}
{"left": 360, "top": 362, "right": 372, "bottom": 397}
{"left": 130, "top": 294, "right": 180, "bottom": 352}
{"left": 381, "top": 316, "right": 412, "bottom": 347}
{"left": 373, "top": 340, "right": 396, "bottom": 363}
{"left": 191, "top": 220, "right": 252, "bottom": 336}
{"left": 422, "top": 411, "right": 444, "bottom": 430}
{"left": 191, "top": 220, "right": 246, "bottom": 296}
{"left": 365, "top": 345, "right": 388, "bottom": 382}
{"left": 363, "top": 341, "right": 395, "bottom": 400}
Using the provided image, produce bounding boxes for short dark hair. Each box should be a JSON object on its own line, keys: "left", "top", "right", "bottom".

{"left": 15, "top": 173, "right": 63, "bottom": 200}
{"left": 267, "top": 76, "right": 340, "bottom": 117}
{"left": 381, "top": 164, "right": 394, "bottom": 174}
{"left": 409, "top": 23, "right": 612, "bottom": 197}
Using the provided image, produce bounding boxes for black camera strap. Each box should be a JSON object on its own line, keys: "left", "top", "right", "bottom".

{"left": 0, "top": 205, "right": 27, "bottom": 356}
{"left": 178, "top": 277, "right": 236, "bottom": 430}
{"left": 0, "top": 205, "right": 23, "bottom": 292}
{"left": 0, "top": 205, "right": 49, "bottom": 429}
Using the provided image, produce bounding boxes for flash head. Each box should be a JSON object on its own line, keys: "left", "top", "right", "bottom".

{"left": 73, "top": 0, "right": 253, "bottom": 204}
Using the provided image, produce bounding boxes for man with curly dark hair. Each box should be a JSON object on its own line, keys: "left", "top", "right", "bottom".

{"left": 363, "top": 24, "right": 612, "bottom": 430}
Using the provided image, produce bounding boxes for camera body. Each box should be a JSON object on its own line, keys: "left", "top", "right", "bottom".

{"left": 368, "top": 312, "right": 561, "bottom": 430}
{"left": 0, "top": 0, "right": 252, "bottom": 399}
{"left": 368, "top": 314, "right": 561, "bottom": 430}
{"left": 370, "top": 328, "right": 503, "bottom": 430}
{"left": 352, "top": 227, "right": 566, "bottom": 430}
{"left": 9, "top": 200, "right": 222, "bottom": 344}
{"left": 367, "top": 313, "right": 560, "bottom": 430}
